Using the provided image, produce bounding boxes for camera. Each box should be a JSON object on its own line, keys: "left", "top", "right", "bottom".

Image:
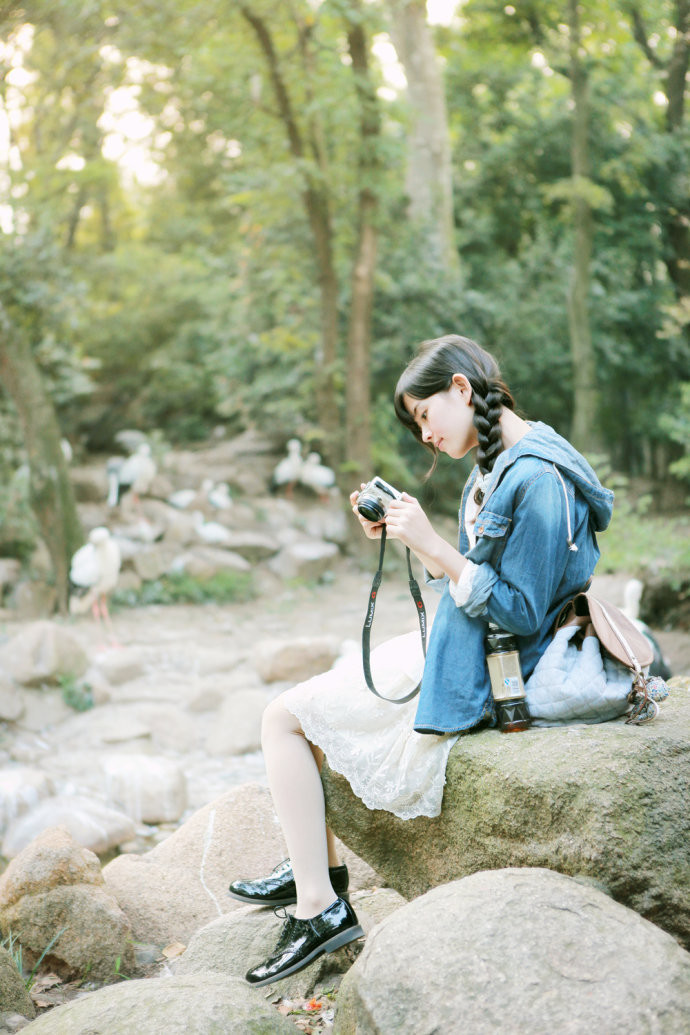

{"left": 356, "top": 476, "right": 402, "bottom": 523}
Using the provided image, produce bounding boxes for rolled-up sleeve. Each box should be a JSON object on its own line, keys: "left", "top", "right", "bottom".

{"left": 461, "top": 469, "right": 571, "bottom": 636}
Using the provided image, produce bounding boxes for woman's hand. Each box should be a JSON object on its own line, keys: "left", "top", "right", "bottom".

{"left": 350, "top": 486, "right": 385, "bottom": 540}
{"left": 384, "top": 492, "right": 436, "bottom": 552}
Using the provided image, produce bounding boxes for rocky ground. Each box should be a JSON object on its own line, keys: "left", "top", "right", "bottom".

{"left": 0, "top": 432, "right": 688, "bottom": 1031}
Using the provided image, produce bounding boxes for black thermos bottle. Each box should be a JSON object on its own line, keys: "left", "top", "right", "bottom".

{"left": 485, "top": 623, "right": 531, "bottom": 733}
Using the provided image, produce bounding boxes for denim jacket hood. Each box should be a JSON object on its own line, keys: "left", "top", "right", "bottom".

{"left": 479, "top": 421, "right": 613, "bottom": 536}
{"left": 413, "top": 422, "right": 614, "bottom": 735}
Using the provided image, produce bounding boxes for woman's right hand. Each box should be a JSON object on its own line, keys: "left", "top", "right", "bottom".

{"left": 350, "top": 485, "right": 385, "bottom": 540}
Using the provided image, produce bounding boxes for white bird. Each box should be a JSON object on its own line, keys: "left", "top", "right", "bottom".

{"left": 167, "top": 488, "right": 199, "bottom": 510}
{"left": 114, "top": 428, "right": 149, "bottom": 454}
{"left": 69, "top": 527, "right": 121, "bottom": 643}
{"left": 299, "top": 452, "right": 337, "bottom": 501}
{"left": 204, "top": 480, "right": 233, "bottom": 511}
{"left": 106, "top": 456, "right": 124, "bottom": 507}
{"left": 60, "top": 438, "right": 73, "bottom": 463}
{"left": 271, "top": 439, "right": 304, "bottom": 497}
{"left": 622, "top": 578, "right": 672, "bottom": 680}
{"left": 192, "top": 510, "right": 232, "bottom": 546}
{"left": 112, "top": 443, "right": 157, "bottom": 506}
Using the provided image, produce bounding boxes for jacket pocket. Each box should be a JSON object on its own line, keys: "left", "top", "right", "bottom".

{"left": 474, "top": 511, "right": 511, "bottom": 540}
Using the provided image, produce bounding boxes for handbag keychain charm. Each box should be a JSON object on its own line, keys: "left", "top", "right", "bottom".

{"left": 485, "top": 623, "right": 531, "bottom": 732}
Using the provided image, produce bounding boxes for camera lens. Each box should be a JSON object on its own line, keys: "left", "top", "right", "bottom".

{"left": 357, "top": 494, "right": 385, "bottom": 522}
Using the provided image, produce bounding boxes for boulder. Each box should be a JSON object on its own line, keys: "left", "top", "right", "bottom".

{"left": 0, "top": 675, "right": 24, "bottom": 722}
{"left": 91, "top": 648, "right": 146, "bottom": 686}
{"left": 0, "top": 622, "right": 88, "bottom": 686}
{"left": 255, "top": 636, "right": 341, "bottom": 683}
{"left": 173, "top": 887, "right": 402, "bottom": 999}
{"left": 102, "top": 783, "right": 288, "bottom": 945}
{"left": 220, "top": 531, "right": 279, "bottom": 562}
{"left": 0, "top": 946, "right": 35, "bottom": 1020}
{"left": 204, "top": 689, "right": 268, "bottom": 755}
{"left": 168, "top": 546, "right": 250, "bottom": 578}
{"left": 2, "top": 795, "right": 136, "bottom": 859}
{"left": 333, "top": 869, "right": 690, "bottom": 1035}
{"left": 0, "top": 827, "right": 134, "bottom": 982}
{"left": 323, "top": 678, "right": 690, "bottom": 950}
{"left": 268, "top": 540, "right": 340, "bottom": 581}
{"left": 101, "top": 754, "right": 187, "bottom": 823}
{"left": 0, "top": 767, "right": 54, "bottom": 833}
{"left": 19, "top": 973, "right": 296, "bottom": 1034}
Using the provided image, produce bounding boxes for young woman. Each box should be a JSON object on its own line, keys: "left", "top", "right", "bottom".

{"left": 230, "top": 334, "right": 613, "bottom": 987}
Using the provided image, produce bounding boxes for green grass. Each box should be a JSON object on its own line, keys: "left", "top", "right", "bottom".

{"left": 111, "top": 569, "right": 255, "bottom": 608}
{"left": 597, "top": 509, "right": 690, "bottom": 584}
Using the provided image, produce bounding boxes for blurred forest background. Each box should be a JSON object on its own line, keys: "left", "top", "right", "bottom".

{"left": 0, "top": 0, "right": 689, "bottom": 604}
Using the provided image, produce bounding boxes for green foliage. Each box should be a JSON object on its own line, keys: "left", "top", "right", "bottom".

{"left": 58, "top": 673, "right": 94, "bottom": 712}
{"left": 1, "top": 0, "right": 689, "bottom": 484}
{"left": 659, "top": 383, "right": 690, "bottom": 484}
{"left": 112, "top": 570, "right": 255, "bottom": 608}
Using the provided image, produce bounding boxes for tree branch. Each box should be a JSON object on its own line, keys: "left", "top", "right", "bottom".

{"left": 239, "top": 6, "right": 304, "bottom": 158}
{"left": 627, "top": 5, "right": 666, "bottom": 69}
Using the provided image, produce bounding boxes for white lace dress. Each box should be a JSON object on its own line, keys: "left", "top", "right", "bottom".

{"left": 281, "top": 629, "right": 459, "bottom": 820}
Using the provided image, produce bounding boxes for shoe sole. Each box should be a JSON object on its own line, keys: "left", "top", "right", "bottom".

{"left": 246, "top": 923, "right": 365, "bottom": 987}
{"left": 228, "top": 890, "right": 350, "bottom": 907}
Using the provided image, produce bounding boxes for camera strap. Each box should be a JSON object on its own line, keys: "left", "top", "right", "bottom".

{"left": 362, "top": 526, "right": 427, "bottom": 704}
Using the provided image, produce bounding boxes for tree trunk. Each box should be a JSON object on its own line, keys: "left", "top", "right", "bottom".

{"left": 663, "top": 0, "right": 690, "bottom": 302}
{"left": 240, "top": 7, "right": 341, "bottom": 462}
{"left": 344, "top": 9, "right": 381, "bottom": 484}
{"left": 566, "top": 0, "right": 602, "bottom": 455}
{"left": 388, "top": 0, "right": 457, "bottom": 270}
{"left": 0, "top": 308, "right": 83, "bottom": 612}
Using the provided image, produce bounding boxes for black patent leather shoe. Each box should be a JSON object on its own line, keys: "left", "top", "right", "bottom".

{"left": 229, "top": 858, "right": 349, "bottom": 906}
{"left": 245, "top": 897, "right": 364, "bottom": 986}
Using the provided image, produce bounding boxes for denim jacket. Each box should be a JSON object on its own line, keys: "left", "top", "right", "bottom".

{"left": 414, "top": 422, "right": 614, "bottom": 734}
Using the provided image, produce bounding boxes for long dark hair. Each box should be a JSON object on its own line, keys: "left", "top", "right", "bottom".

{"left": 394, "top": 335, "right": 515, "bottom": 503}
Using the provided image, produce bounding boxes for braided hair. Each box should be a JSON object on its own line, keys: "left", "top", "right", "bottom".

{"left": 394, "top": 335, "right": 515, "bottom": 504}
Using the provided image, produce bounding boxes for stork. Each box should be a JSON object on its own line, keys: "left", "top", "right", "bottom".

{"left": 110, "top": 443, "right": 157, "bottom": 507}
{"left": 271, "top": 439, "right": 304, "bottom": 498}
{"left": 69, "top": 527, "right": 121, "bottom": 645}
{"left": 299, "top": 452, "right": 337, "bottom": 501}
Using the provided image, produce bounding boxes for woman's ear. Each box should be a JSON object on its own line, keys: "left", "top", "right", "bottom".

{"left": 451, "top": 373, "right": 473, "bottom": 402}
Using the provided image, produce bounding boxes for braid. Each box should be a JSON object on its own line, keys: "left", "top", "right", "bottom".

{"left": 473, "top": 381, "right": 508, "bottom": 504}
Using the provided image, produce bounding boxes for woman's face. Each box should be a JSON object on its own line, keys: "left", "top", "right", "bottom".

{"left": 403, "top": 375, "right": 478, "bottom": 459}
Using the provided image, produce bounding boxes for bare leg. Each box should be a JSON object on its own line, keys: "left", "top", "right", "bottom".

{"left": 261, "top": 695, "right": 339, "bottom": 919}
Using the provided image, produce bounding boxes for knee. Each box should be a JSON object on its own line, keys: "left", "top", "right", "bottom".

{"left": 261, "top": 695, "right": 300, "bottom": 744}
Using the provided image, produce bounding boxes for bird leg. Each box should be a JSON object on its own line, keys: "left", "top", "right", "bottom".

{"left": 95, "top": 594, "right": 121, "bottom": 648}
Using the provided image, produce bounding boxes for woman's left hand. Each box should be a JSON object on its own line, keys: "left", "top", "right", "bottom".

{"left": 384, "top": 492, "right": 436, "bottom": 552}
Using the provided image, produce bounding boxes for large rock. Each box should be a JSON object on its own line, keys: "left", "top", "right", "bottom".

{"left": 323, "top": 679, "right": 690, "bottom": 949}
{"left": 255, "top": 636, "right": 340, "bottom": 683}
{"left": 173, "top": 887, "right": 404, "bottom": 999}
{"left": 19, "top": 973, "right": 296, "bottom": 1034}
{"left": 0, "top": 767, "right": 54, "bottom": 833}
{"left": 0, "top": 946, "right": 35, "bottom": 1020}
{"left": 333, "top": 868, "right": 690, "bottom": 1035}
{"left": 2, "top": 795, "right": 136, "bottom": 859}
{"left": 0, "top": 622, "right": 88, "bottom": 686}
{"left": 268, "top": 539, "right": 340, "bottom": 581}
{"left": 0, "top": 827, "right": 134, "bottom": 982}
{"left": 101, "top": 754, "right": 187, "bottom": 823}
{"left": 204, "top": 689, "right": 268, "bottom": 755}
{"left": 102, "top": 783, "right": 288, "bottom": 945}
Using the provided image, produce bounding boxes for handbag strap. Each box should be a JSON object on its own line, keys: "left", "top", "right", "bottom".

{"left": 362, "top": 526, "right": 427, "bottom": 703}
